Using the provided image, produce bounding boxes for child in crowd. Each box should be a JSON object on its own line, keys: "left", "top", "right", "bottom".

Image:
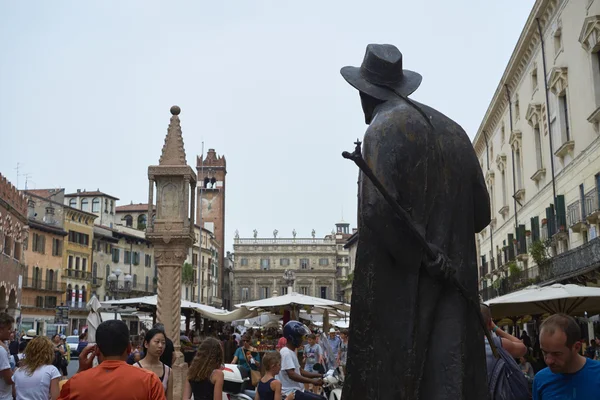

{"left": 303, "top": 334, "right": 323, "bottom": 394}
{"left": 255, "top": 352, "right": 295, "bottom": 400}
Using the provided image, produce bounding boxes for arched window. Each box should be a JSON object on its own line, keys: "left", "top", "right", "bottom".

{"left": 145, "top": 276, "right": 149, "bottom": 292}
{"left": 105, "top": 265, "right": 110, "bottom": 279}
{"left": 67, "top": 284, "right": 72, "bottom": 302}
{"left": 137, "top": 215, "right": 147, "bottom": 230}
{"left": 47, "top": 270, "right": 54, "bottom": 291}
{"left": 81, "top": 198, "right": 89, "bottom": 211}
{"left": 33, "top": 267, "right": 41, "bottom": 288}
{"left": 74, "top": 285, "right": 80, "bottom": 305}
{"left": 92, "top": 198, "right": 100, "bottom": 212}
{"left": 104, "top": 199, "right": 108, "bottom": 213}
{"left": 124, "top": 215, "right": 133, "bottom": 228}
{"left": 92, "top": 262, "right": 98, "bottom": 285}
{"left": 69, "top": 198, "right": 77, "bottom": 208}
{"left": 81, "top": 286, "right": 87, "bottom": 303}
{"left": 133, "top": 274, "right": 137, "bottom": 288}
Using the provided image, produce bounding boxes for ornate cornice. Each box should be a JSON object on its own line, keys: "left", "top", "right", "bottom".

{"left": 509, "top": 131, "right": 523, "bottom": 151}
{"left": 548, "top": 67, "right": 568, "bottom": 95}
{"left": 496, "top": 154, "right": 508, "bottom": 172}
{"left": 472, "top": 0, "right": 560, "bottom": 148}
{"left": 579, "top": 15, "right": 600, "bottom": 52}
{"left": 526, "top": 103, "right": 543, "bottom": 127}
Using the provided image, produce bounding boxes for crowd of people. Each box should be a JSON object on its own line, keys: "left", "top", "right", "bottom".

{"left": 0, "top": 311, "right": 350, "bottom": 400}
{"left": 10, "top": 307, "right": 598, "bottom": 400}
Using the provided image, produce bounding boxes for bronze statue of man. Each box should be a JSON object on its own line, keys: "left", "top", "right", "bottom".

{"left": 340, "top": 44, "right": 491, "bottom": 399}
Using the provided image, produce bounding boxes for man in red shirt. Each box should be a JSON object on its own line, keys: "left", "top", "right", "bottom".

{"left": 58, "top": 320, "right": 165, "bottom": 400}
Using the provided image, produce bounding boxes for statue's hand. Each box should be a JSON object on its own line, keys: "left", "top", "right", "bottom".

{"left": 424, "top": 244, "right": 455, "bottom": 281}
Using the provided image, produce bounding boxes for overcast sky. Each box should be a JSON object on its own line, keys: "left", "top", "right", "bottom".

{"left": 1, "top": 0, "right": 535, "bottom": 252}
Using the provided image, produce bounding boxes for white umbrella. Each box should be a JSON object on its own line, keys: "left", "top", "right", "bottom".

{"left": 236, "top": 292, "right": 343, "bottom": 310}
{"left": 86, "top": 296, "right": 103, "bottom": 343}
{"left": 486, "top": 284, "right": 600, "bottom": 318}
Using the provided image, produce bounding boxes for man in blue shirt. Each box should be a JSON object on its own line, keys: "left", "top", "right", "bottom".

{"left": 326, "top": 328, "right": 341, "bottom": 368}
{"left": 533, "top": 313, "right": 600, "bottom": 399}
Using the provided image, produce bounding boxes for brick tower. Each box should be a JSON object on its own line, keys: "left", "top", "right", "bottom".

{"left": 196, "top": 149, "right": 226, "bottom": 302}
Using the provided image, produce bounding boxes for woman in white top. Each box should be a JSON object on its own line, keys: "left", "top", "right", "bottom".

{"left": 13, "top": 336, "right": 61, "bottom": 400}
{"left": 133, "top": 328, "right": 172, "bottom": 400}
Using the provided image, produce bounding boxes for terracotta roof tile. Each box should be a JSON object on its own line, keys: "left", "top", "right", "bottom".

{"left": 64, "top": 191, "right": 119, "bottom": 200}
{"left": 115, "top": 203, "right": 155, "bottom": 212}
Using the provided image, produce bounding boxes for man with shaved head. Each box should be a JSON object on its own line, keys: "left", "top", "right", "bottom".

{"left": 533, "top": 313, "right": 600, "bottom": 399}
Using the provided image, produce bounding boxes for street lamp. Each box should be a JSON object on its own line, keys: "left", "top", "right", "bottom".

{"left": 107, "top": 268, "right": 132, "bottom": 318}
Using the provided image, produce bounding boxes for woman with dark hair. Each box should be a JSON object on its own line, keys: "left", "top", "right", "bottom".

{"left": 51, "top": 334, "right": 67, "bottom": 378}
{"left": 133, "top": 328, "right": 172, "bottom": 400}
{"left": 183, "top": 338, "right": 225, "bottom": 400}
{"left": 13, "top": 336, "right": 61, "bottom": 400}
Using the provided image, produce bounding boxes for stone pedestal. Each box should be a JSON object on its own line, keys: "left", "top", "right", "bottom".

{"left": 147, "top": 106, "right": 197, "bottom": 400}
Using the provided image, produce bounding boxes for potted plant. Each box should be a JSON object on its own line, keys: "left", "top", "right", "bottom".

{"left": 525, "top": 230, "right": 531, "bottom": 237}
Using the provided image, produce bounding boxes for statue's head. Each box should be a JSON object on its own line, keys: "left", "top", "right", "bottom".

{"left": 341, "top": 44, "right": 422, "bottom": 124}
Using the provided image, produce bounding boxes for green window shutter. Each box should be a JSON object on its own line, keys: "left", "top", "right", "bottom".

{"left": 508, "top": 233, "right": 515, "bottom": 261}
{"left": 518, "top": 224, "right": 527, "bottom": 254}
{"left": 556, "top": 195, "right": 566, "bottom": 229}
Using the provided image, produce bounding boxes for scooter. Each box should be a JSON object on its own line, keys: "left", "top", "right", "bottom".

{"left": 222, "top": 363, "right": 254, "bottom": 400}
{"left": 314, "top": 363, "right": 343, "bottom": 400}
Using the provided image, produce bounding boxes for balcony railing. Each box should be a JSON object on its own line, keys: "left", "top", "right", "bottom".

{"left": 234, "top": 238, "right": 336, "bottom": 245}
{"left": 64, "top": 301, "right": 88, "bottom": 310}
{"left": 22, "top": 278, "right": 66, "bottom": 292}
{"left": 480, "top": 237, "right": 600, "bottom": 301}
{"left": 91, "top": 276, "right": 103, "bottom": 288}
{"left": 21, "top": 295, "right": 59, "bottom": 310}
{"left": 585, "top": 188, "right": 600, "bottom": 222}
{"left": 567, "top": 200, "right": 586, "bottom": 232}
{"left": 62, "top": 269, "right": 93, "bottom": 281}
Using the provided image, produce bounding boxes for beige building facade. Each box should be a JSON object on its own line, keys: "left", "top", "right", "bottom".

{"left": 232, "top": 223, "right": 353, "bottom": 305}
{"left": 21, "top": 189, "right": 68, "bottom": 336}
{"left": 474, "top": 0, "right": 600, "bottom": 300}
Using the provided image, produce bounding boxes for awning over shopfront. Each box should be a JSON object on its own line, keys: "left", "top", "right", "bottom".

{"left": 485, "top": 283, "right": 600, "bottom": 318}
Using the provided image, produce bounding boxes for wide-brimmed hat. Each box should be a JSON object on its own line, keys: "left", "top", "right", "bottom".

{"left": 22, "top": 329, "right": 37, "bottom": 340}
{"left": 341, "top": 44, "right": 422, "bottom": 101}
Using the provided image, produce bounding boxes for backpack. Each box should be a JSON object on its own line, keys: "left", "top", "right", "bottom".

{"left": 486, "top": 336, "right": 530, "bottom": 400}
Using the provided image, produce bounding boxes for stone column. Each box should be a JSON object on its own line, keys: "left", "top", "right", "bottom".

{"left": 312, "top": 277, "right": 317, "bottom": 297}
{"left": 183, "top": 177, "right": 190, "bottom": 230}
{"left": 155, "top": 242, "right": 188, "bottom": 400}
{"left": 147, "top": 106, "right": 196, "bottom": 400}
{"left": 190, "top": 183, "right": 196, "bottom": 230}
{"left": 148, "top": 179, "right": 154, "bottom": 232}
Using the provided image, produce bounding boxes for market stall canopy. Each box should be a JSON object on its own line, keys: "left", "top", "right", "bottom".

{"left": 192, "top": 306, "right": 257, "bottom": 322}
{"left": 101, "top": 295, "right": 255, "bottom": 322}
{"left": 236, "top": 292, "right": 344, "bottom": 310}
{"left": 485, "top": 284, "right": 600, "bottom": 318}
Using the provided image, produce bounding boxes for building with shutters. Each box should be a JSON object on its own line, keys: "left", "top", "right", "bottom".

{"left": 21, "top": 189, "right": 68, "bottom": 336}
{"left": 232, "top": 222, "right": 354, "bottom": 305}
{"left": 473, "top": 0, "right": 600, "bottom": 301}
{"left": 62, "top": 204, "right": 97, "bottom": 333}
{"left": 0, "top": 174, "right": 27, "bottom": 321}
